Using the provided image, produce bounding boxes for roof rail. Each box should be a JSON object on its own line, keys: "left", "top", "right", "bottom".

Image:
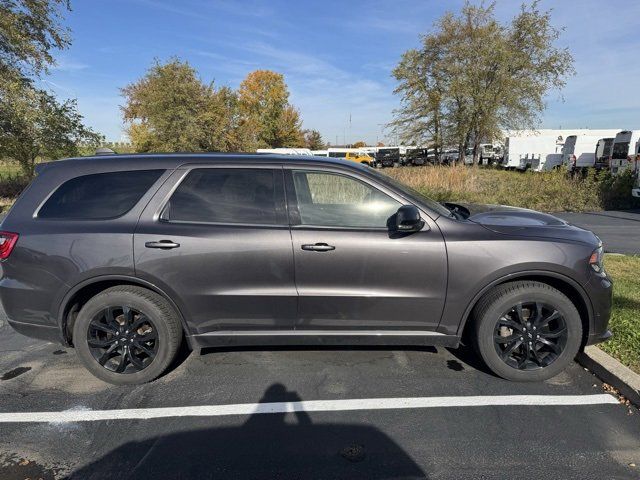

{"left": 95, "top": 147, "right": 116, "bottom": 155}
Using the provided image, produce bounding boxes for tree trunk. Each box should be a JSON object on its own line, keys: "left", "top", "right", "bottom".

{"left": 20, "top": 155, "right": 37, "bottom": 179}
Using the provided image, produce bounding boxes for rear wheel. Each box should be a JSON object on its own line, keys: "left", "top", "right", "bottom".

{"left": 73, "top": 286, "right": 182, "bottom": 384}
{"left": 473, "top": 281, "right": 582, "bottom": 382}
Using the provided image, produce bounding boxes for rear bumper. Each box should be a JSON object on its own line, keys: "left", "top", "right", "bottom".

{"left": 7, "top": 319, "right": 63, "bottom": 344}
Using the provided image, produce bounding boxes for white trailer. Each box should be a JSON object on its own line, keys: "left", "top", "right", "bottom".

{"left": 502, "top": 129, "right": 625, "bottom": 172}
{"left": 311, "top": 150, "right": 328, "bottom": 157}
{"left": 561, "top": 130, "right": 621, "bottom": 171}
{"left": 503, "top": 133, "right": 563, "bottom": 170}
{"left": 610, "top": 130, "right": 640, "bottom": 174}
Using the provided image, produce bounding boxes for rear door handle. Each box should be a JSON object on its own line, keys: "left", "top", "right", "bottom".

{"left": 145, "top": 240, "right": 180, "bottom": 249}
{"left": 301, "top": 243, "right": 335, "bottom": 252}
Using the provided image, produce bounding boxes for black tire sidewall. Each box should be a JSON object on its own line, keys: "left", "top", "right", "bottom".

{"left": 475, "top": 285, "right": 582, "bottom": 382}
{"left": 74, "top": 289, "right": 178, "bottom": 385}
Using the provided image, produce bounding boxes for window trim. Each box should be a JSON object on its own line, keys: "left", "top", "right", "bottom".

{"left": 34, "top": 169, "right": 166, "bottom": 221}
{"left": 157, "top": 165, "right": 288, "bottom": 228}
{"left": 284, "top": 168, "right": 404, "bottom": 231}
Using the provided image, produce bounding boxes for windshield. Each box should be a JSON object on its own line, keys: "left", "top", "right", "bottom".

{"left": 366, "top": 167, "right": 454, "bottom": 218}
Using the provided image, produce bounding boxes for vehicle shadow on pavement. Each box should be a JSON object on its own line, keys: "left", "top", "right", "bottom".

{"left": 445, "top": 344, "right": 498, "bottom": 378}
{"left": 68, "top": 383, "right": 427, "bottom": 480}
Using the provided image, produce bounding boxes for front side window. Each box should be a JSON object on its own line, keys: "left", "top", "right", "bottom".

{"left": 292, "top": 171, "right": 400, "bottom": 228}
{"left": 39, "top": 170, "right": 164, "bottom": 219}
{"left": 164, "top": 168, "right": 279, "bottom": 225}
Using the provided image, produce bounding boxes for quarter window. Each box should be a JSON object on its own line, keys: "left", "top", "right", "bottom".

{"left": 164, "top": 168, "right": 279, "bottom": 225}
{"left": 292, "top": 171, "right": 401, "bottom": 228}
{"left": 39, "top": 170, "right": 164, "bottom": 219}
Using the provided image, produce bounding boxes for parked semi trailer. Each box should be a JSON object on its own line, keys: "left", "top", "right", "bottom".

{"left": 561, "top": 130, "right": 621, "bottom": 172}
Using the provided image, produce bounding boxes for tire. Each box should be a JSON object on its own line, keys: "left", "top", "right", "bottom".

{"left": 73, "top": 285, "right": 182, "bottom": 385}
{"left": 473, "top": 281, "right": 582, "bottom": 382}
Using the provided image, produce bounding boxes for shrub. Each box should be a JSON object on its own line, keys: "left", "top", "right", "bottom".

{"left": 0, "top": 173, "right": 30, "bottom": 200}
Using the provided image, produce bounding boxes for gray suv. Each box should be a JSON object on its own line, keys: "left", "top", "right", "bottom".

{"left": 0, "top": 154, "right": 612, "bottom": 384}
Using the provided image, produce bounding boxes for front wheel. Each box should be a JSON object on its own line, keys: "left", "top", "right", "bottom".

{"left": 473, "top": 281, "right": 582, "bottom": 382}
{"left": 73, "top": 285, "right": 182, "bottom": 384}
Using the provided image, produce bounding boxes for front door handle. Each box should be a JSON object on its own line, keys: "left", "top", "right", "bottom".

{"left": 301, "top": 243, "right": 335, "bottom": 252}
{"left": 145, "top": 240, "right": 180, "bottom": 249}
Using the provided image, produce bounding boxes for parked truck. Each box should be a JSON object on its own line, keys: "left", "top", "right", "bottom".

{"left": 375, "top": 147, "right": 401, "bottom": 168}
{"left": 594, "top": 138, "right": 615, "bottom": 170}
{"left": 561, "top": 130, "right": 621, "bottom": 172}
{"left": 610, "top": 130, "right": 640, "bottom": 174}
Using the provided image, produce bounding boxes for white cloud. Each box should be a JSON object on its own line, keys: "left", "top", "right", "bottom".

{"left": 52, "top": 58, "right": 89, "bottom": 72}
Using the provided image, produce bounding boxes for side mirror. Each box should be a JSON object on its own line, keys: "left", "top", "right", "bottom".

{"left": 394, "top": 205, "right": 425, "bottom": 232}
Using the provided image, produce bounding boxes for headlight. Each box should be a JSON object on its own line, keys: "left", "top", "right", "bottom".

{"left": 589, "top": 246, "right": 604, "bottom": 273}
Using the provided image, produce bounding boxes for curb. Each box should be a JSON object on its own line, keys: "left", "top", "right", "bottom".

{"left": 577, "top": 346, "right": 640, "bottom": 407}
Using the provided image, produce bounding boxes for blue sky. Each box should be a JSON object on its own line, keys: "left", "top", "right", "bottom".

{"left": 43, "top": 0, "right": 640, "bottom": 144}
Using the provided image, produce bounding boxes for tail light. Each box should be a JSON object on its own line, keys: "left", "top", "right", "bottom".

{"left": 0, "top": 232, "right": 19, "bottom": 260}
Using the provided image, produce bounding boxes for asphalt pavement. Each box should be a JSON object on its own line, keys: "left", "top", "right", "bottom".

{"left": 554, "top": 210, "right": 640, "bottom": 254}
{"left": 0, "top": 321, "right": 639, "bottom": 479}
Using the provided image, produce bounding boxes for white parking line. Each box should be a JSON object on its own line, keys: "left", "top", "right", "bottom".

{"left": 0, "top": 394, "right": 618, "bottom": 423}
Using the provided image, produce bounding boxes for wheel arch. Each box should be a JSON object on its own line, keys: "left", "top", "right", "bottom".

{"left": 457, "top": 270, "right": 592, "bottom": 347}
{"left": 58, "top": 275, "right": 192, "bottom": 348}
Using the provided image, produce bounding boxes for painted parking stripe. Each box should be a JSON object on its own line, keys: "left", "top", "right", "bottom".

{"left": 0, "top": 394, "right": 618, "bottom": 423}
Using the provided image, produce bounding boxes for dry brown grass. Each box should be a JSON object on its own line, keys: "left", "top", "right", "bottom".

{"left": 384, "top": 165, "right": 633, "bottom": 212}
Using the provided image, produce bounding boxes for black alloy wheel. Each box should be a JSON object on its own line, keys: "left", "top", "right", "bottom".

{"left": 493, "top": 301, "right": 568, "bottom": 371}
{"left": 87, "top": 306, "right": 158, "bottom": 374}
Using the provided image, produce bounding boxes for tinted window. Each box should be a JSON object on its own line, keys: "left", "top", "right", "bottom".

{"left": 39, "top": 170, "right": 164, "bottom": 219}
{"left": 165, "top": 169, "right": 279, "bottom": 225}
{"left": 292, "top": 171, "right": 400, "bottom": 228}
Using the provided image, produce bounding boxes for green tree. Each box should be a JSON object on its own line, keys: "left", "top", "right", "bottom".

{"left": 0, "top": 80, "right": 101, "bottom": 176}
{"left": 303, "top": 129, "right": 325, "bottom": 150}
{"left": 0, "top": 0, "right": 71, "bottom": 82}
{"left": 392, "top": 1, "right": 573, "bottom": 164}
{"left": 391, "top": 47, "right": 445, "bottom": 158}
{"left": 237, "top": 70, "right": 304, "bottom": 149}
{"left": 121, "top": 58, "right": 238, "bottom": 152}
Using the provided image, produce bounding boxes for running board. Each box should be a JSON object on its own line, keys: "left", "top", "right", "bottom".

{"left": 189, "top": 330, "right": 459, "bottom": 349}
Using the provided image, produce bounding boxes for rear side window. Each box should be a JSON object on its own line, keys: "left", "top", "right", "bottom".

{"left": 39, "top": 170, "right": 164, "bottom": 219}
{"left": 163, "top": 168, "right": 280, "bottom": 225}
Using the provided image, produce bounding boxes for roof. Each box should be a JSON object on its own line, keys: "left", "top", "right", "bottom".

{"left": 37, "top": 152, "right": 366, "bottom": 174}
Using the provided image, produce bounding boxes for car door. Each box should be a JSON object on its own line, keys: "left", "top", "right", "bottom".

{"left": 285, "top": 167, "right": 447, "bottom": 331}
{"left": 134, "top": 164, "right": 297, "bottom": 335}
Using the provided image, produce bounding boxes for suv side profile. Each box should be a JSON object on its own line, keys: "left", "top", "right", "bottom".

{"left": 0, "top": 154, "right": 612, "bottom": 384}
